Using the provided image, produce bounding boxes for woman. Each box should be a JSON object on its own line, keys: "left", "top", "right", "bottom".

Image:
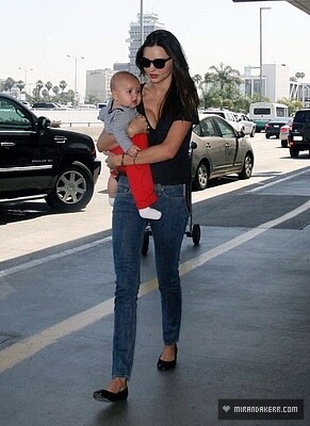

{"left": 93, "top": 30, "right": 199, "bottom": 402}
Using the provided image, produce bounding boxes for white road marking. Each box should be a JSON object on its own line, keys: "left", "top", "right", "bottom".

{"left": 246, "top": 167, "right": 310, "bottom": 193}
{"left": 0, "top": 237, "right": 112, "bottom": 279}
{"left": 0, "top": 201, "right": 309, "bottom": 374}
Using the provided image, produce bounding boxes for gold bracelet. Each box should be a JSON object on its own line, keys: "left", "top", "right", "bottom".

{"left": 133, "top": 151, "right": 139, "bottom": 165}
{"left": 121, "top": 153, "right": 125, "bottom": 167}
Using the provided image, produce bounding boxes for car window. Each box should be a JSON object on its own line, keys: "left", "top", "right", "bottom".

{"left": 199, "top": 117, "right": 218, "bottom": 137}
{"left": 294, "top": 111, "right": 310, "bottom": 123}
{"left": 254, "top": 108, "right": 271, "bottom": 115}
{"left": 214, "top": 117, "right": 235, "bottom": 138}
{"left": 0, "top": 99, "right": 32, "bottom": 130}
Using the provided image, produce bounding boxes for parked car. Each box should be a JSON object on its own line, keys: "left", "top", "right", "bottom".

{"left": 288, "top": 109, "right": 310, "bottom": 158}
{"left": 0, "top": 93, "right": 101, "bottom": 212}
{"left": 279, "top": 118, "right": 293, "bottom": 148}
{"left": 32, "top": 101, "right": 63, "bottom": 109}
{"left": 234, "top": 112, "right": 256, "bottom": 137}
{"left": 265, "top": 117, "right": 291, "bottom": 139}
{"left": 20, "top": 100, "right": 32, "bottom": 109}
{"left": 200, "top": 109, "right": 239, "bottom": 131}
{"left": 191, "top": 114, "right": 254, "bottom": 190}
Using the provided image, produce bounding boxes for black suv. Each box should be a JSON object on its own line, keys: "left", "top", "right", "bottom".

{"left": 0, "top": 93, "right": 101, "bottom": 212}
{"left": 288, "top": 110, "right": 310, "bottom": 158}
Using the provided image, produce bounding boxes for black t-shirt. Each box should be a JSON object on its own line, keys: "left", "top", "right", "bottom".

{"left": 137, "top": 102, "right": 199, "bottom": 185}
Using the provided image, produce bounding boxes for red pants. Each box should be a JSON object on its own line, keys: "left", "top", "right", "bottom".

{"left": 112, "top": 133, "right": 157, "bottom": 209}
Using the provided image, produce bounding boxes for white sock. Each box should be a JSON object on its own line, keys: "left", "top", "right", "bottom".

{"left": 109, "top": 197, "right": 115, "bottom": 207}
{"left": 139, "top": 207, "right": 162, "bottom": 220}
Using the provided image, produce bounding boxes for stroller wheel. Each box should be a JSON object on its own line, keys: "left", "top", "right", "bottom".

{"left": 192, "top": 224, "right": 201, "bottom": 246}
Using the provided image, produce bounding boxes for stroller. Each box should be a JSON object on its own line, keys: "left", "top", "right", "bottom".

{"left": 141, "top": 141, "right": 201, "bottom": 256}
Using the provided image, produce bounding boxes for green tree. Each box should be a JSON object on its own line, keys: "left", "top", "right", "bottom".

{"left": 41, "top": 89, "right": 49, "bottom": 99}
{"left": 53, "top": 86, "right": 60, "bottom": 96}
{"left": 3, "top": 77, "right": 16, "bottom": 92}
{"left": 16, "top": 80, "right": 25, "bottom": 93}
{"left": 85, "top": 94, "right": 100, "bottom": 105}
{"left": 59, "top": 80, "right": 67, "bottom": 93}
{"left": 207, "top": 62, "right": 242, "bottom": 92}
{"left": 201, "top": 63, "right": 242, "bottom": 110}
{"left": 35, "top": 80, "right": 44, "bottom": 98}
{"left": 192, "top": 74, "right": 202, "bottom": 87}
{"left": 45, "top": 81, "right": 53, "bottom": 99}
{"left": 250, "top": 93, "right": 270, "bottom": 103}
{"left": 277, "top": 97, "right": 302, "bottom": 115}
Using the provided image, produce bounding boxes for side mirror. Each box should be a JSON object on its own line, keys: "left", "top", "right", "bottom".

{"left": 37, "top": 116, "right": 51, "bottom": 134}
{"left": 237, "top": 130, "right": 245, "bottom": 138}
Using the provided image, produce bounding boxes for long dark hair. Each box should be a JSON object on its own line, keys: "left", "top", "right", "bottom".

{"left": 136, "top": 30, "right": 199, "bottom": 119}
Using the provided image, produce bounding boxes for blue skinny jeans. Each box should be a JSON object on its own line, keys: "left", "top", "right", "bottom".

{"left": 111, "top": 175, "right": 189, "bottom": 379}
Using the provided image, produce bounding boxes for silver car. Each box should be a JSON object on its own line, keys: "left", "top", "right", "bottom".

{"left": 191, "top": 114, "right": 254, "bottom": 190}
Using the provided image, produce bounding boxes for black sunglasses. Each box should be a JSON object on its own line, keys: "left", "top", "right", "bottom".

{"left": 139, "top": 57, "right": 172, "bottom": 69}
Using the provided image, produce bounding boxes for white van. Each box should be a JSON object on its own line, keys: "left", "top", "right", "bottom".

{"left": 249, "top": 102, "right": 289, "bottom": 132}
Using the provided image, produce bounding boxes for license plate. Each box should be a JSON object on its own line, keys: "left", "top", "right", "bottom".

{"left": 294, "top": 136, "right": 303, "bottom": 141}
{"left": 273, "top": 125, "right": 279, "bottom": 128}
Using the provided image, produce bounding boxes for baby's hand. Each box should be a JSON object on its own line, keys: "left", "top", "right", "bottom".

{"left": 127, "top": 145, "right": 140, "bottom": 158}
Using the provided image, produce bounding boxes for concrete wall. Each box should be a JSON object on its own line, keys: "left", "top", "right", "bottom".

{"left": 32, "top": 109, "right": 101, "bottom": 124}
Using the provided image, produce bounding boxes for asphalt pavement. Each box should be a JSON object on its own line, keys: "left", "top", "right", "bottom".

{"left": 0, "top": 165, "right": 309, "bottom": 426}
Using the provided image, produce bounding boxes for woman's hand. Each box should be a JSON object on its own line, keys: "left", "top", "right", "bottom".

{"left": 127, "top": 115, "right": 148, "bottom": 138}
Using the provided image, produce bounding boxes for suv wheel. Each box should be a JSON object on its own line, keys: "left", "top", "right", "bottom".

{"left": 46, "top": 162, "right": 94, "bottom": 212}
{"left": 289, "top": 147, "right": 299, "bottom": 158}
{"left": 193, "top": 162, "right": 208, "bottom": 190}
{"left": 239, "top": 153, "right": 253, "bottom": 179}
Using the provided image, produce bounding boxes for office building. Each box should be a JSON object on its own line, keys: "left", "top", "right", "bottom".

{"left": 127, "top": 13, "right": 165, "bottom": 75}
{"left": 85, "top": 69, "right": 114, "bottom": 102}
{"left": 242, "top": 64, "right": 290, "bottom": 102}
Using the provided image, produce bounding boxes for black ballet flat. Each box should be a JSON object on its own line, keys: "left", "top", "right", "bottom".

{"left": 93, "top": 387, "right": 128, "bottom": 402}
{"left": 157, "top": 344, "right": 178, "bottom": 371}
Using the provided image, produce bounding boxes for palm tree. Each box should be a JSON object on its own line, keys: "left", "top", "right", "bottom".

{"left": 35, "top": 80, "right": 44, "bottom": 98}
{"left": 45, "top": 81, "right": 53, "bottom": 98}
{"left": 295, "top": 72, "right": 305, "bottom": 81}
{"left": 16, "top": 80, "right": 25, "bottom": 93}
{"left": 202, "top": 63, "right": 242, "bottom": 109}
{"left": 3, "top": 77, "right": 16, "bottom": 92}
{"left": 53, "top": 86, "right": 60, "bottom": 96}
{"left": 59, "top": 80, "right": 67, "bottom": 93}
{"left": 192, "top": 74, "right": 202, "bottom": 87}
{"left": 207, "top": 62, "right": 242, "bottom": 92}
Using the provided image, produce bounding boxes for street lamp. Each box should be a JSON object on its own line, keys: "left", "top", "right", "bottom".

{"left": 18, "top": 67, "right": 33, "bottom": 94}
{"left": 67, "top": 54, "right": 85, "bottom": 107}
{"left": 259, "top": 7, "right": 271, "bottom": 101}
{"left": 140, "top": 0, "right": 143, "bottom": 45}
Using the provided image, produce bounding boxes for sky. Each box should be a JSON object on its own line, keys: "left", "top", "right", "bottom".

{"left": 2, "top": 0, "right": 310, "bottom": 96}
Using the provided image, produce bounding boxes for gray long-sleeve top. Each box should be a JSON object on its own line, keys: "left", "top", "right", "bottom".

{"left": 98, "top": 99, "right": 138, "bottom": 153}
